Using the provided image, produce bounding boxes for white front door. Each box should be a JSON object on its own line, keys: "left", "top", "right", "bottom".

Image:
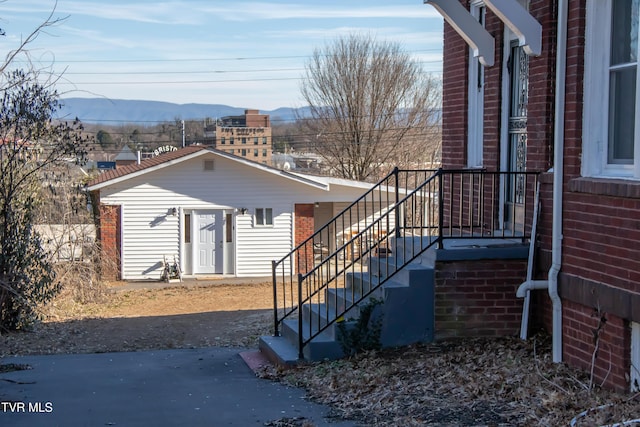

{"left": 195, "top": 211, "right": 222, "bottom": 274}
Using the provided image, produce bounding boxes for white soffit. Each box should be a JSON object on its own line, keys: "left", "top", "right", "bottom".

{"left": 484, "top": 0, "right": 542, "bottom": 56}
{"left": 425, "top": 0, "right": 495, "bottom": 66}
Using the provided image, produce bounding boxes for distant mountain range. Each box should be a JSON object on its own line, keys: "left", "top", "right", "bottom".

{"left": 57, "top": 98, "right": 309, "bottom": 124}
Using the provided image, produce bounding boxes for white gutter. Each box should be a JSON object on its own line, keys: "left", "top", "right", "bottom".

{"left": 549, "top": 0, "right": 568, "bottom": 364}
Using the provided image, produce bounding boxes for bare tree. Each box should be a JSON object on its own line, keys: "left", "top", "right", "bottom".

{"left": 299, "top": 34, "right": 441, "bottom": 181}
{"left": 0, "top": 4, "right": 93, "bottom": 330}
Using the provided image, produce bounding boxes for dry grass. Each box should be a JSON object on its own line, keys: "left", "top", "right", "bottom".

{"left": 0, "top": 281, "right": 274, "bottom": 356}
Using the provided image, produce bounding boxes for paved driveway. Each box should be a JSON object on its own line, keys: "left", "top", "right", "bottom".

{"left": 0, "top": 348, "right": 355, "bottom": 426}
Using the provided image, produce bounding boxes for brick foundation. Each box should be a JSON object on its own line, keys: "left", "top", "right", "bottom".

{"left": 562, "top": 299, "right": 630, "bottom": 392}
{"left": 434, "top": 258, "right": 528, "bottom": 339}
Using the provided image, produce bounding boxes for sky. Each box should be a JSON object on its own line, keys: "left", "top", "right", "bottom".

{"left": 0, "top": 0, "right": 444, "bottom": 110}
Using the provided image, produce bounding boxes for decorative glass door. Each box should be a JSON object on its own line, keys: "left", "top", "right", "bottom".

{"left": 506, "top": 42, "right": 529, "bottom": 231}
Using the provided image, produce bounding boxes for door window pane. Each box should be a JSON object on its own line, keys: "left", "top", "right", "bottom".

{"left": 184, "top": 214, "right": 191, "bottom": 243}
{"left": 225, "top": 213, "right": 232, "bottom": 242}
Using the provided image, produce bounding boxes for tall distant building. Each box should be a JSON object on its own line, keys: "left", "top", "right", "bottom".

{"left": 202, "top": 109, "right": 272, "bottom": 165}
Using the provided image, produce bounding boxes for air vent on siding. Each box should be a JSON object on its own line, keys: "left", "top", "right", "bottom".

{"left": 203, "top": 160, "right": 214, "bottom": 171}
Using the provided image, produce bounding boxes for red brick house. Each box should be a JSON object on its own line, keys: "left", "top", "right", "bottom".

{"left": 428, "top": 0, "right": 640, "bottom": 391}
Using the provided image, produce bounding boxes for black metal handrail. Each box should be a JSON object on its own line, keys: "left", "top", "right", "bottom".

{"left": 271, "top": 167, "right": 437, "bottom": 337}
{"left": 271, "top": 169, "right": 539, "bottom": 358}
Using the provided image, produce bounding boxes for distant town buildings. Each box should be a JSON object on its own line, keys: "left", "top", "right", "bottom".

{"left": 202, "top": 109, "right": 272, "bottom": 165}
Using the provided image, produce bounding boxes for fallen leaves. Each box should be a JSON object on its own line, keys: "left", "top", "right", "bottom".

{"left": 259, "top": 334, "right": 640, "bottom": 426}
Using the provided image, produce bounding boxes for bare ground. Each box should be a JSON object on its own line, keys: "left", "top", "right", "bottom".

{"left": 1, "top": 281, "right": 640, "bottom": 426}
{"left": 0, "top": 280, "right": 275, "bottom": 355}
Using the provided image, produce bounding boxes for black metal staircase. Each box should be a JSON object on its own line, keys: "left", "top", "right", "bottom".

{"left": 260, "top": 169, "right": 539, "bottom": 363}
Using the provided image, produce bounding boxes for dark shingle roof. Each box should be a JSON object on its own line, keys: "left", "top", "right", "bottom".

{"left": 88, "top": 145, "right": 207, "bottom": 187}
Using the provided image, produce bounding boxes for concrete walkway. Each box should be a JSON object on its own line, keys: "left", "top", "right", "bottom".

{"left": 0, "top": 347, "right": 355, "bottom": 427}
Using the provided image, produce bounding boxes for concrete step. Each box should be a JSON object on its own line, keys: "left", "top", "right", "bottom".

{"left": 258, "top": 335, "right": 299, "bottom": 366}
{"left": 281, "top": 318, "right": 345, "bottom": 361}
{"left": 301, "top": 303, "right": 338, "bottom": 339}
{"left": 346, "top": 271, "right": 382, "bottom": 293}
{"left": 260, "top": 236, "right": 439, "bottom": 364}
{"left": 325, "top": 287, "right": 384, "bottom": 322}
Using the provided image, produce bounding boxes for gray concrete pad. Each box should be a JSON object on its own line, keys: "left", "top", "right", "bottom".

{"left": 0, "top": 348, "right": 355, "bottom": 426}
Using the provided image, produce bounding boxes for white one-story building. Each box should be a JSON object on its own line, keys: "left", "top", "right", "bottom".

{"left": 87, "top": 146, "right": 385, "bottom": 280}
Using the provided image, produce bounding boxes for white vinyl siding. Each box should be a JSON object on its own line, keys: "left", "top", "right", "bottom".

{"left": 98, "top": 154, "right": 375, "bottom": 279}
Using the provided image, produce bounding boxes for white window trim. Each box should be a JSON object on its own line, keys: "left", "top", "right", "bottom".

{"left": 254, "top": 207, "right": 273, "bottom": 227}
{"left": 468, "top": 0, "right": 485, "bottom": 168}
{"left": 582, "top": 0, "right": 640, "bottom": 180}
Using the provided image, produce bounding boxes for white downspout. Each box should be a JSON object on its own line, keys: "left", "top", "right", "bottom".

{"left": 549, "top": 0, "right": 568, "bottom": 364}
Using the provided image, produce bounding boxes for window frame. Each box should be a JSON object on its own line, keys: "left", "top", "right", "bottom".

{"left": 254, "top": 207, "right": 273, "bottom": 227}
{"left": 583, "top": 0, "right": 640, "bottom": 180}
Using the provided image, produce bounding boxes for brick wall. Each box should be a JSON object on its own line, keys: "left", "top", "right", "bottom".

{"left": 557, "top": 1, "right": 639, "bottom": 392}
{"left": 441, "top": 0, "right": 555, "bottom": 172}
{"left": 563, "top": 299, "right": 630, "bottom": 392}
{"left": 441, "top": 5, "right": 469, "bottom": 169}
{"left": 98, "top": 204, "right": 121, "bottom": 280}
{"left": 563, "top": 191, "right": 640, "bottom": 293}
{"left": 434, "top": 258, "right": 528, "bottom": 339}
{"left": 440, "top": 0, "right": 637, "bottom": 392}
{"left": 294, "top": 204, "right": 314, "bottom": 275}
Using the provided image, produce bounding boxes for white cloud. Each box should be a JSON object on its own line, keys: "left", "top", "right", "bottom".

{"left": 200, "top": 3, "right": 442, "bottom": 21}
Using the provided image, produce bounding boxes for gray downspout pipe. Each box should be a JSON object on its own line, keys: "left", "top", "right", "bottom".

{"left": 549, "top": 0, "right": 567, "bottom": 364}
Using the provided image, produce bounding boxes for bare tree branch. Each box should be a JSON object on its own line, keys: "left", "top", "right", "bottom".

{"left": 1, "top": 2, "right": 68, "bottom": 75}
{"left": 299, "top": 34, "right": 441, "bottom": 181}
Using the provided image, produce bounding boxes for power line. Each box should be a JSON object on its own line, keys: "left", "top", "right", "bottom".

{"left": 63, "top": 68, "right": 306, "bottom": 76}
{"left": 41, "top": 49, "right": 442, "bottom": 64}
{"left": 56, "top": 77, "right": 302, "bottom": 85}
{"left": 61, "top": 60, "right": 442, "bottom": 76}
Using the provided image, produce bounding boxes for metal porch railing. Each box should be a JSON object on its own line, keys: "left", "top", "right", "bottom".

{"left": 271, "top": 169, "right": 539, "bottom": 358}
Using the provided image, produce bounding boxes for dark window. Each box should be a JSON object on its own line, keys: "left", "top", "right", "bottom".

{"left": 255, "top": 208, "right": 273, "bottom": 226}
{"left": 226, "top": 213, "right": 233, "bottom": 242}
{"left": 184, "top": 214, "right": 191, "bottom": 243}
